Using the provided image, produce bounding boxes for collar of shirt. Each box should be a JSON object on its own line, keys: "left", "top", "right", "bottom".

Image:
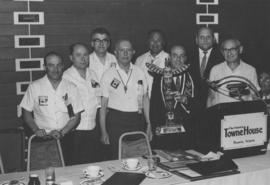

{"left": 90, "top": 52, "right": 117, "bottom": 80}
{"left": 147, "top": 50, "right": 167, "bottom": 62}
{"left": 115, "top": 62, "right": 134, "bottom": 81}
{"left": 224, "top": 60, "right": 243, "bottom": 73}
{"left": 199, "top": 48, "right": 213, "bottom": 65}
{"left": 69, "top": 65, "right": 91, "bottom": 82}
{"left": 44, "top": 75, "right": 64, "bottom": 94}
{"left": 92, "top": 52, "right": 111, "bottom": 65}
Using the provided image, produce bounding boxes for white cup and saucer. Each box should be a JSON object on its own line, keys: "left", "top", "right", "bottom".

{"left": 83, "top": 165, "right": 104, "bottom": 179}
{"left": 122, "top": 158, "right": 142, "bottom": 171}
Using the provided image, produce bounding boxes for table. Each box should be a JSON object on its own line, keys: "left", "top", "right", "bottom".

{"left": 1, "top": 152, "right": 270, "bottom": 185}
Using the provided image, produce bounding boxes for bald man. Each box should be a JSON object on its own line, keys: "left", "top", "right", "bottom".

{"left": 100, "top": 40, "right": 152, "bottom": 158}
{"left": 150, "top": 45, "right": 194, "bottom": 150}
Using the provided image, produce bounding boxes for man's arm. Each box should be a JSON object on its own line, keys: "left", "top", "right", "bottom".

{"left": 207, "top": 89, "right": 215, "bottom": 108}
{"left": 61, "top": 113, "right": 80, "bottom": 135}
{"left": 22, "top": 108, "right": 46, "bottom": 138}
{"left": 100, "top": 97, "right": 110, "bottom": 144}
{"left": 143, "top": 93, "right": 153, "bottom": 141}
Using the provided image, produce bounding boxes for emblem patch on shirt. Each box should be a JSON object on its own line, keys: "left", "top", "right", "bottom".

{"left": 38, "top": 96, "right": 48, "bottom": 106}
{"left": 111, "top": 78, "right": 120, "bottom": 89}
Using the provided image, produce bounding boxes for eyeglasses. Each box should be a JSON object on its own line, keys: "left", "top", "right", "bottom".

{"left": 93, "top": 38, "right": 109, "bottom": 44}
{"left": 223, "top": 47, "right": 239, "bottom": 53}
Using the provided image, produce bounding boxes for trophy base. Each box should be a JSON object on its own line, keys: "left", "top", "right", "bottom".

{"left": 155, "top": 124, "right": 185, "bottom": 135}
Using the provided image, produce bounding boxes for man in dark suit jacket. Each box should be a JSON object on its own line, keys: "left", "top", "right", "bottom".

{"left": 188, "top": 27, "right": 223, "bottom": 149}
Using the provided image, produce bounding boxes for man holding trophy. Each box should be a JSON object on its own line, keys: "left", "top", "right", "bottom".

{"left": 148, "top": 45, "right": 194, "bottom": 150}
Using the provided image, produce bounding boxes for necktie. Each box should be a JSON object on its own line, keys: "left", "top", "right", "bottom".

{"left": 175, "top": 76, "right": 181, "bottom": 92}
{"left": 200, "top": 51, "right": 208, "bottom": 78}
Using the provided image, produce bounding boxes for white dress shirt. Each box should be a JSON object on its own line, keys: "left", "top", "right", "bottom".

{"left": 199, "top": 48, "right": 213, "bottom": 67}
{"left": 135, "top": 50, "right": 169, "bottom": 98}
{"left": 20, "top": 75, "right": 84, "bottom": 132}
{"left": 101, "top": 63, "right": 148, "bottom": 112}
{"left": 63, "top": 66, "right": 100, "bottom": 130}
{"left": 208, "top": 60, "right": 260, "bottom": 107}
{"left": 89, "top": 52, "right": 117, "bottom": 82}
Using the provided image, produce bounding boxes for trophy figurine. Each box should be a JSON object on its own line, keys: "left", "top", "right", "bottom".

{"left": 146, "top": 58, "right": 190, "bottom": 135}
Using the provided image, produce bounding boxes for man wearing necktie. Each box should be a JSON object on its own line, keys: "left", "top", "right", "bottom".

{"left": 150, "top": 45, "right": 194, "bottom": 150}
{"left": 188, "top": 27, "right": 223, "bottom": 149}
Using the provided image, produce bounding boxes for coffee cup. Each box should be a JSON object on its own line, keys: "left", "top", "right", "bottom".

{"left": 125, "top": 158, "right": 139, "bottom": 170}
{"left": 83, "top": 165, "right": 101, "bottom": 178}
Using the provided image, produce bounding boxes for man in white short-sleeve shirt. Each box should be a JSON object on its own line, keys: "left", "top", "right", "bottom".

{"left": 100, "top": 39, "right": 152, "bottom": 159}
{"left": 63, "top": 43, "right": 101, "bottom": 164}
{"left": 89, "top": 27, "right": 117, "bottom": 81}
{"left": 207, "top": 39, "right": 260, "bottom": 107}
{"left": 135, "top": 29, "right": 169, "bottom": 98}
{"left": 20, "top": 52, "right": 83, "bottom": 166}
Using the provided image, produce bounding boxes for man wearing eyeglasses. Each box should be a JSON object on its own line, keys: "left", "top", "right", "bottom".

{"left": 207, "top": 39, "right": 260, "bottom": 107}
{"left": 89, "top": 27, "right": 117, "bottom": 81}
{"left": 89, "top": 27, "right": 117, "bottom": 159}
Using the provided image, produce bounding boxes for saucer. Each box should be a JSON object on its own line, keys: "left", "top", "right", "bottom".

{"left": 122, "top": 164, "right": 142, "bottom": 171}
{"left": 145, "top": 171, "right": 172, "bottom": 179}
{"left": 82, "top": 171, "right": 104, "bottom": 180}
{"left": 2, "top": 182, "right": 25, "bottom": 185}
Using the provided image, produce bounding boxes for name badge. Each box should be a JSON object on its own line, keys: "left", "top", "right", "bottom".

{"left": 38, "top": 96, "right": 48, "bottom": 106}
{"left": 111, "top": 78, "right": 120, "bottom": 89}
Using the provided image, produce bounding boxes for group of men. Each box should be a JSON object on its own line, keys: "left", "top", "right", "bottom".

{"left": 20, "top": 26, "right": 268, "bottom": 168}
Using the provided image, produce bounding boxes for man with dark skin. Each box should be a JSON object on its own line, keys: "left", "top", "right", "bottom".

{"left": 135, "top": 30, "right": 169, "bottom": 98}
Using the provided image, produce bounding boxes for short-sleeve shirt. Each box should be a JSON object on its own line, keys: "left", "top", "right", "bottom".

{"left": 20, "top": 75, "right": 84, "bottom": 132}
{"left": 135, "top": 51, "right": 169, "bottom": 97}
{"left": 100, "top": 63, "right": 148, "bottom": 112}
{"left": 89, "top": 52, "right": 117, "bottom": 82}
{"left": 63, "top": 66, "right": 99, "bottom": 130}
{"left": 209, "top": 60, "right": 260, "bottom": 106}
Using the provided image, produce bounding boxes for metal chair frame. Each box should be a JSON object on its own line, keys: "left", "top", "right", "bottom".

{"left": 0, "top": 153, "right": 4, "bottom": 174}
{"left": 118, "top": 131, "right": 152, "bottom": 160}
{"left": 27, "top": 135, "right": 65, "bottom": 171}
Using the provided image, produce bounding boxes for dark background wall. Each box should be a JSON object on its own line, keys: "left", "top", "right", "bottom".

{"left": 0, "top": 0, "right": 269, "bottom": 129}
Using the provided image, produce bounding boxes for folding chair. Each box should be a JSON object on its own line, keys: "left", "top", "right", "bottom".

{"left": 0, "top": 153, "right": 4, "bottom": 174}
{"left": 27, "top": 135, "right": 65, "bottom": 171}
{"left": 0, "top": 127, "right": 25, "bottom": 173}
{"left": 118, "top": 131, "right": 152, "bottom": 160}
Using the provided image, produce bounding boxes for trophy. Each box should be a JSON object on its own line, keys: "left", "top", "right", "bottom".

{"left": 146, "top": 59, "right": 189, "bottom": 135}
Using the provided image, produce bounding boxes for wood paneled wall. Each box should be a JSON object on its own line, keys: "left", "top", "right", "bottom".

{"left": 0, "top": 0, "right": 269, "bottom": 129}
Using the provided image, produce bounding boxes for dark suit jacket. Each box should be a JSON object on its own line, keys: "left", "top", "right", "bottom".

{"left": 189, "top": 46, "right": 223, "bottom": 109}
{"left": 149, "top": 72, "right": 193, "bottom": 150}
{"left": 188, "top": 46, "right": 223, "bottom": 149}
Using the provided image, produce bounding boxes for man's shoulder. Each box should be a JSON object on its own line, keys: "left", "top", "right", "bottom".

{"left": 63, "top": 66, "right": 74, "bottom": 76}
{"left": 133, "top": 64, "right": 145, "bottom": 74}
{"left": 62, "top": 78, "right": 78, "bottom": 89}
{"left": 135, "top": 52, "right": 150, "bottom": 64}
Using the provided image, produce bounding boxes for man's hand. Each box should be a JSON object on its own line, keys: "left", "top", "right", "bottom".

{"left": 175, "top": 94, "right": 188, "bottom": 104}
{"left": 146, "top": 123, "right": 153, "bottom": 141}
{"left": 35, "top": 129, "right": 47, "bottom": 138}
{"left": 100, "top": 131, "right": 110, "bottom": 145}
{"left": 49, "top": 130, "right": 62, "bottom": 140}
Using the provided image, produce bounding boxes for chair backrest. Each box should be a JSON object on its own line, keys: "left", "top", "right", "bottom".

{"left": 27, "top": 135, "right": 65, "bottom": 171}
{"left": 0, "top": 127, "right": 25, "bottom": 173}
{"left": 118, "top": 131, "right": 152, "bottom": 160}
{"left": 0, "top": 153, "right": 4, "bottom": 174}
